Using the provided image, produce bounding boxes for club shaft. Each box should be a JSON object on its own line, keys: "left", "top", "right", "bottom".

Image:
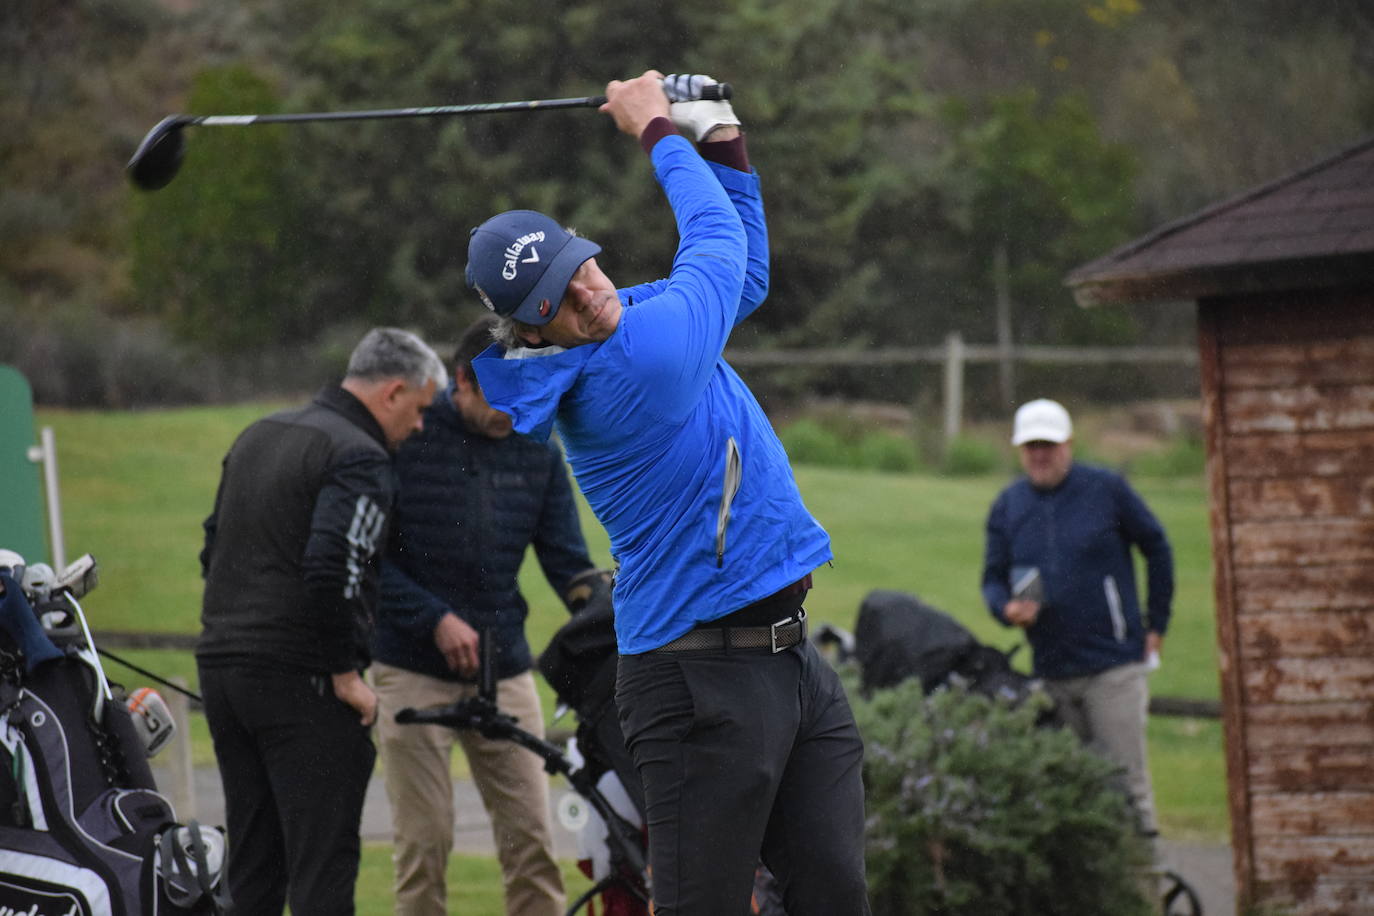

{"left": 179, "top": 83, "right": 730, "bottom": 129}
{"left": 187, "top": 95, "right": 607, "bottom": 128}
{"left": 129, "top": 82, "right": 733, "bottom": 190}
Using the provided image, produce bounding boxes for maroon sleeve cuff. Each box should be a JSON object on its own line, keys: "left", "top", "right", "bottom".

{"left": 698, "top": 134, "right": 750, "bottom": 172}
{"left": 640, "top": 117, "right": 681, "bottom": 154}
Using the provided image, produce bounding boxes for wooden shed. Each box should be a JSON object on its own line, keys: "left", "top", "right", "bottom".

{"left": 1067, "top": 135, "right": 1374, "bottom": 916}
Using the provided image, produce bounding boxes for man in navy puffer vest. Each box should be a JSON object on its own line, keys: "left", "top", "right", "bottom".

{"left": 371, "top": 315, "right": 597, "bottom": 916}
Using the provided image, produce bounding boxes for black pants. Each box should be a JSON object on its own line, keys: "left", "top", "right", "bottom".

{"left": 616, "top": 638, "right": 870, "bottom": 916}
{"left": 199, "top": 664, "right": 376, "bottom": 916}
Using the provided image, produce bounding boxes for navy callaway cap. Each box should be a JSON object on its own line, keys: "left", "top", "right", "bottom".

{"left": 465, "top": 210, "right": 601, "bottom": 326}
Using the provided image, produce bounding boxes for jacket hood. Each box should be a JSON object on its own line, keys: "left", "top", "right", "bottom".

{"left": 472, "top": 341, "right": 596, "bottom": 442}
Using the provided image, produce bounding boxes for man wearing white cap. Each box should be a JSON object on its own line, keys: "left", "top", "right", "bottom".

{"left": 980, "top": 398, "right": 1174, "bottom": 842}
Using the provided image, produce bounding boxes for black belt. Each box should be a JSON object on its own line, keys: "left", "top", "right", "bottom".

{"left": 653, "top": 609, "right": 808, "bottom": 654}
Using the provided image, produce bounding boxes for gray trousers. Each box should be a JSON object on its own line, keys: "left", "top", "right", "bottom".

{"left": 1044, "top": 661, "right": 1158, "bottom": 835}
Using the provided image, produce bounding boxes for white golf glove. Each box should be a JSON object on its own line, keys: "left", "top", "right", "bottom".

{"left": 661, "top": 73, "right": 740, "bottom": 142}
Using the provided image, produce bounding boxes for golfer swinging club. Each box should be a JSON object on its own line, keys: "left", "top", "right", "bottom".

{"left": 468, "top": 70, "right": 870, "bottom": 915}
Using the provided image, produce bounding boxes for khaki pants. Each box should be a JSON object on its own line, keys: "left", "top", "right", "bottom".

{"left": 373, "top": 663, "right": 565, "bottom": 916}
{"left": 1044, "top": 661, "right": 1158, "bottom": 836}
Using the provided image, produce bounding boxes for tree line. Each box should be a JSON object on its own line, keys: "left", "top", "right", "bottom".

{"left": 3, "top": 0, "right": 1372, "bottom": 405}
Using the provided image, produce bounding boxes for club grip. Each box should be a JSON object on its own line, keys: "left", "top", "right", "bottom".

{"left": 657, "top": 80, "right": 734, "bottom": 102}
{"left": 588, "top": 81, "right": 735, "bottom": 109}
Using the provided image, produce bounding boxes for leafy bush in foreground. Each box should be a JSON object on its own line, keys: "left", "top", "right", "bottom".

{"left": 852, "top": 677, "right": 1154, "bottom": 916}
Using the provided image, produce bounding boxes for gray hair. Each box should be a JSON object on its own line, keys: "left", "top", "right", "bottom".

{"left": 490, "top": 315, "right": 524, "bottom": 350}
{"left": 346, "top": 327, "right": 448, "bottom": 390}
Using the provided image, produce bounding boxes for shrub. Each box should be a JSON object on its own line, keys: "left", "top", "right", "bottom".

{"left": 852, "top": 677, "right": 1155, "bottom": 916}
{"left": 855, "top": 431, "right": 922, "bottom": 473}
{"left": 1, "top": 305, "right": 206, "bottom": 407}
{"left": 1131, "top": 437, "right": 1206, "bottom": 478}
{"left": 779, "top": 417, "right": 923, "bottom": 473}
{"left": 940, "top": 435, "right": 1004, "bottom": 476}
{"left": 779, "top": 418, "right": 853, "bottom": 468}
{"left": 0, "top": 302, "right": 358, "bottom": 407}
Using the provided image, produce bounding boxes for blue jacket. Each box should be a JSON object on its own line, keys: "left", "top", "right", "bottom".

{"left": 981, "top": 462, "right": 1173, "bottom": 679}
{"left": 474, "top": 133, "right": 831, "bottom": 654}
{"left": 372, "top": 385, "right": 593, "bottom": 681}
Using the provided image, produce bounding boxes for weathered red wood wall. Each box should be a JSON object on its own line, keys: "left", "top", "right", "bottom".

{"left": 1200, "top": 289, "right": 1374, "bottom": 914}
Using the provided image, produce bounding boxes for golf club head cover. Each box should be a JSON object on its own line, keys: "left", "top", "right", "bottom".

{"left": 662, "top": 73, "right": 740, "bottom": 142}
{"left": 127, "top": 685, "right": 177, "bottom": 757}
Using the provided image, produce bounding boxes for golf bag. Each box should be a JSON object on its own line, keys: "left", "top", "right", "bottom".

{"left": 853, "top": 589, "right": 1053, "bottom": 722}
{"left": 0, "top": 554, "right": 229, "bottom": 916}
{"left": 537, "top": 571, "right": 786, "bottom": 916}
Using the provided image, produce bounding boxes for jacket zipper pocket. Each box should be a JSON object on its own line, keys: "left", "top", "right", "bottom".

{"left": 716, "top": 437, "right": 742, "bottom": 568}
{"left": 1104, "top": 575, "right": 1126, "bottom": 642}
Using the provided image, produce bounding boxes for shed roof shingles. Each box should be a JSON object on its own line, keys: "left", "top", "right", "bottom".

{"left": 1069, "top": 137, "right": 1374, "bottom": 295}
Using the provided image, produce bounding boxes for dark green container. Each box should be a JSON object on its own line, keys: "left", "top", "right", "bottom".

{"left": 0, "top": 364, "right": 48, "bottom": 564}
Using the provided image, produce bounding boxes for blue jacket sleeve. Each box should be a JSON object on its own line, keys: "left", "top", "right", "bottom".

{"left": 619, "top": 136, "right": 746, "bottom": 419}
{"left": 981, "top": 491, "right": 1013, "bottom": 626}
{"left": 707, "top": 161, "right": 769, "bottom": 325}
{"left": 617, "top": 278, "right": 669, "bottom": 308}
{"left": 378, "top": 555, "right": 453, "bottom": 643}
{"left": 1114, "top": 476, "right": 1174, "bottom": 634}
{"left": 615, "top": 165, "right": 767, "bottom": 328}
{"left": 532, "top": 447, "right": 596, "bottom": 609}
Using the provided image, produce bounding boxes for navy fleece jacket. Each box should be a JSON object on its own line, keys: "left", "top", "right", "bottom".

{"left": 981, "top": 462, "right": 1173, "bottom": 679}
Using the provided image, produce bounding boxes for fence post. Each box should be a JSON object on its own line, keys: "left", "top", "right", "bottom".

{"left": 994, "top": 244, "right": 1015, "bottom": 408}
{"left": 943, "top": 331, "right": 965, "bottom": 449}
{"left": 167, "top": 676, "right": 196, "bottom": 820}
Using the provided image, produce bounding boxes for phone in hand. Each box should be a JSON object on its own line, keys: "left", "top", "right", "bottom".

{"left": 1010, "top": 566, "right": 1043, "bottom": 603}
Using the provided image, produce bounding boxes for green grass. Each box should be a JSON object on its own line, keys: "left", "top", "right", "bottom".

{"left": 356, "top": 847, "right": 595, "bottom": 915}
{"left": 27, "top": 402, "right": 1229, "bottom": 908}
{"left": 39, "top": 403, "right": 291, "bottom": 632}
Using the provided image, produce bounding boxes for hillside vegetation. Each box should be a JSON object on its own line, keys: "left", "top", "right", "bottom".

{"left": 5, "top": 1, "right": 1373, "bottom": 407}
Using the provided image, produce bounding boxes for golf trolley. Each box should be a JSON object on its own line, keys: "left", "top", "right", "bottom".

{"left": 395, "top": 627, "right": 649, "bottom": 916}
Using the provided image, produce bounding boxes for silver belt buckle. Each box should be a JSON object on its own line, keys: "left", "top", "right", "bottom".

{"left": 770, "top": 608, "right": 807, "bottom": 653}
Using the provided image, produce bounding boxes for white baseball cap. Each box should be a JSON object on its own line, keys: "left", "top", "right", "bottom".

{"left": 1011, "top": 399, "right": 1072, "bottom": 446}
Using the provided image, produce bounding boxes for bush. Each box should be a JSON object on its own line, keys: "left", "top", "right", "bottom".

{"left": 779, "top": 418, "right": 854, "bottom": 468}
{"left": 855, "top": 431, "right": 922, "bottom": 473}
{"left": 1, "top": 305, "right": 205, "bottom": 407}
{"left": 0, "top": 302, "right": 361, "bottom": 407}
{"left": 940, "top": 435, "right": 1005, "bottom": 476}
{"left": 779, "top": 419, "right": 922, "bottom": 473}
{"left": 1130, "top": 437, "right": 1206, "bottom": 478}
{"left": 852, "top": 677, "right": 1155, "bottom": 916}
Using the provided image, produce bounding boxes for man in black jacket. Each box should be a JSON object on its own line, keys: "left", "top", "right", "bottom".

{"left": 197, "top": 327, "right": 446, "bottom": 916}
{"left": 371, "top": 315, "right": 597, "bottom": 916}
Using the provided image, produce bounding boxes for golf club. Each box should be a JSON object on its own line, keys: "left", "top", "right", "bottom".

{"left": 128, "top": 83, "right": 732, "bottom": 191}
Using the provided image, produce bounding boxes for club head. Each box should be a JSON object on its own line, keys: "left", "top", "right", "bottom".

{"left": 127, "top": 116, "right": 189, "bottom": 191}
